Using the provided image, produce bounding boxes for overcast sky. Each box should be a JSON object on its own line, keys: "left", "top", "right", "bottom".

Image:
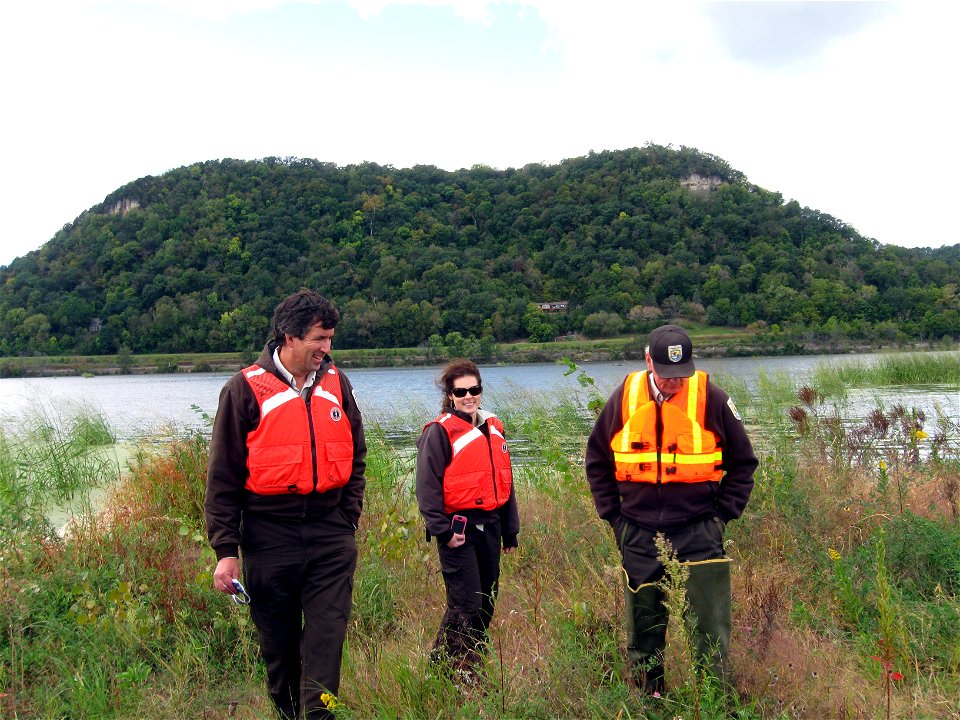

{"left": 1, "top": 0, "right": 957, "bottom": 267}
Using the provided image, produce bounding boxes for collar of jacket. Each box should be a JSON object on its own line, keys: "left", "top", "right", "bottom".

{"left": 446, "top": 407, "right": 493, "bottom": 427}
{"left": 257, "top": 340, "right": 333, "bottom": 381}
{"left": 647, "top": 371, "right": 674, "bottom": 405}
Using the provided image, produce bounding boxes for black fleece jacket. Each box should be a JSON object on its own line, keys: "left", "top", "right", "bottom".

{"left": 585, "top": 374, "right": 757, "bottom": 532}
{"left": 415, "top": 408, "right": 520, "bottom": 548}
{"left": 204, "top": 342, "right": 366, "bottom": 560}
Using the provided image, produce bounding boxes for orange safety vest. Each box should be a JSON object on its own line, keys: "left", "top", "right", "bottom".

{"left": 611, "top": 370, "right": 723, "bottom": 484}
{"left": 428, "top": 412, "right": 513, "bottom": 514}
{"left": 242, "top": 364, "right": 354, "bottom": 495}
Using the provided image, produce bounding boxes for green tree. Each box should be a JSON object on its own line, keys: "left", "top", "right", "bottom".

{"left": 214, "top": 305, "right": 269, "bottom": 351}
{"left": 17, "top": 313, "right": 51, "bottom": 353}
{"left": 523, "top": 303, "right": 556, "bottom": 343}
{"left": 582, "top": 311, "right": 624, "bottom": 338}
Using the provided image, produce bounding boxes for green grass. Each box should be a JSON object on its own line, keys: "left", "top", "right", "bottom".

{"left": 812, "top": 351, "right": 960, "bottom": 390}
{"left": 2, "top": 370, "right": 959, "bottom": 718}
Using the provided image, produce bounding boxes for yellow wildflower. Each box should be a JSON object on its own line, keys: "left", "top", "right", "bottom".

{"left": 878, "top": 460, "right": 887, "bottom": 471}
{"left": 828, "top": 548, "right": 841, "bottom": 561}
{"left": 915, "top": 430, "right": 928, "bottom": 441}
{"left": 321, "top": 692, "right": 340, "bottom": 710}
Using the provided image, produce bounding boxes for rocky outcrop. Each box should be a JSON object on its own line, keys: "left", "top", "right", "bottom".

{"left": 106, "top": 198, "right": 141, "bottom": 215}
{"left": 680, "top": 174, "right": 724, "bottom": 192}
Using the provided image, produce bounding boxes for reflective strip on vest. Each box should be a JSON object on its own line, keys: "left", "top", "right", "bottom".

{"left": 261, "top": 387, "right": 300, "bottom": 418}
{"left": 621, "top": 371, "right": 646, "bottom": 428}
{"left": 612, "top": 370, "right": 723, "bottom": 483}
{"left": 452, "top": 427, "right": 484, "bottom": 456}
{"left": 425, "top": 412, "right": 513, "bottom": 513}
{"left": 312, "top": 386, "right": 342, "bottom": 408}
{"left": 242, "top": 363, "right": 353, "bottom": 495}
{"left": 616, "top": 449, "right": 723, "bottom": 463}
{"left": 686, "top": 371, "right": 703, "bottom": 455}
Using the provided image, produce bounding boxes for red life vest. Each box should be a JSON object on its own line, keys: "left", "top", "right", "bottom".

{"left": 242, "top": 363, "right": 354, "bottom": 495}
{"left": 611, "top": 370, "right": 723, "bottom": 484}
{"left": 427, "top": 412, "right": 513, "bottom": 514}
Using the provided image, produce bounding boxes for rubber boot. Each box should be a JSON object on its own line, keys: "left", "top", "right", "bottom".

{"left": 685, "top": 559, "right": 732, "bottom": 684}
{"left": 625, "top": 583, "right": 667, "bottom": 693}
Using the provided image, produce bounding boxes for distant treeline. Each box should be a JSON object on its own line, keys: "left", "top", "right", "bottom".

{"left": 1, "top": 144, "right": 959, "bottom": 357}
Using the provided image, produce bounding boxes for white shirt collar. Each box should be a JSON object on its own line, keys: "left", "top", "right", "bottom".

{"left": 273, "top": 347, "right": 316, "bottom": 395}
{"left": 648, "top": 373, "right": 670, "bottom": 405}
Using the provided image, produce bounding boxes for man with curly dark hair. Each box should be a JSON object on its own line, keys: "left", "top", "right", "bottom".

{"left": 206, "top": 290, "right": 366, "bottom": 719}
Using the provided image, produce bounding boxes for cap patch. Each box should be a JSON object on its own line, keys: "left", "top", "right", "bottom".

{"left": 668, "top": 344, "right": 684, "bottom": 363}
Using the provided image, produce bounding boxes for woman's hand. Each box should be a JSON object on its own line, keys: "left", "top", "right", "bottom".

{"left": 447, "top": 532, "right": 466, "bottom": 548}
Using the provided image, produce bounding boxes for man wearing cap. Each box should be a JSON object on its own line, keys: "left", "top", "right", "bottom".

{"left": 585, "top": 324, "right": 757, "bottom": 693}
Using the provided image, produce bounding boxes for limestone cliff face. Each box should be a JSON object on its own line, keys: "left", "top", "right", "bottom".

{"left": 106, "top": 198, "right": 141, "bottom": 215}
{"left": 680, "top": 174, "right": 724, "bottom": 192}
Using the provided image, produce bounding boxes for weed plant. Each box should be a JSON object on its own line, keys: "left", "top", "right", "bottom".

{"left": 2, "top": 361, "right": 959, "bottom": 718}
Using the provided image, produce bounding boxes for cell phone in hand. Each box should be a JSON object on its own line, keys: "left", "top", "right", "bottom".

{"left": 451, "top": 514, "right": 467, "bottom": 535}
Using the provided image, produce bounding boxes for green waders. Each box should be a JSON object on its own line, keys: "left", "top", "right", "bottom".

{"left": 625, "top": 583, "right": 667, "bottom": 693}
{"left": 686, "top": 559, "right": 731, "bottom": 681}
{"left": 625, "top": 558, "right": 731, "bottom": 690}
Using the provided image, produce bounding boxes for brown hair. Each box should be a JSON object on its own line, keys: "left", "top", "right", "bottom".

{"left": 271, "top": 290, "right": 339, "bottom": 346}
{"left": 436, "top": 358, "right": 482, "bottom": 413}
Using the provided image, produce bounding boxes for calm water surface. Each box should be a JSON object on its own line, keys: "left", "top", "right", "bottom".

{"left": 2, "top": 352, "right": 958, "bottom": 442}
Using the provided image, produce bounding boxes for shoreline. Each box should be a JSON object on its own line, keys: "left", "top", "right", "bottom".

{"left": 2, "top": 337, "right": 954, "bottom": 379}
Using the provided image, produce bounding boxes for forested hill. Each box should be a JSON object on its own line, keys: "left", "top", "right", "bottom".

{"left": 2, "top": 144, "right": 959, "bottom": 357}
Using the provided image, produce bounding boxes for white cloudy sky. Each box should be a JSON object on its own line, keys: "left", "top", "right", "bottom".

{"left": 1, "top": 0, "right": 957, "bottom": 267}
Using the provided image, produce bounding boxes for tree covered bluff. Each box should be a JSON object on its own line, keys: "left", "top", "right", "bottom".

{"left": 2, "top": 144, "right": 958, "bottom": 357}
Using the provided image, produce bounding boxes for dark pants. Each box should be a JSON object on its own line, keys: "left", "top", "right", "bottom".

{"left": 432, "top": 520, "right": 502, "bottom": 667}
{"left": 242, "top": 508, "right": 358, "bottom": 720}
{"left": 617, "top": 517, "right": 731, "bottom": 691}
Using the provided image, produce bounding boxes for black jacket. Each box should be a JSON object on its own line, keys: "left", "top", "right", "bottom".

{"left": 204, "top": 342, "right": 366, "bottom": 560}
{"left": 415, "top": 408, "right": 520, "bottom": 547}
{"left": 585, "top": 374, "right": 756, "bottom": 531}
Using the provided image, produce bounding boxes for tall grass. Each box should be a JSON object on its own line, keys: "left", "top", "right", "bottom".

{"left": 0, "top": 404, "right": 117, "bottom": 549}
{"left": 812, "top": 352, "right": 960, "bottom": 390}
{"left": 0, "top": 417, "right": 264, "bottom": 719}
{"left": 2, "top": 363, "right": 959, "bottom": 719}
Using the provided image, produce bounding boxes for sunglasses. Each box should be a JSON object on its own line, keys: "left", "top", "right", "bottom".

{"left": 450, "top": 384, "right": 483, "bottom": 398}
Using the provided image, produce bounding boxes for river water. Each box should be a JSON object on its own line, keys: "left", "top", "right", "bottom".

{"left": 2, "top": 352, "right": 958, "bottom": 442}
{"left": 4, "top": 352, "right": 957, "bottom": 531}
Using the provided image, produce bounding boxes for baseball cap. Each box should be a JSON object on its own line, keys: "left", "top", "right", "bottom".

{"left": 647, "top": 325, "right": 695, "bottom": 378}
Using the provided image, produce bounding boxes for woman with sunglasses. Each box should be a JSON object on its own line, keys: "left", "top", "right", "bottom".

{"left": 415, "top": 358, "right": 520, "bottom": 680}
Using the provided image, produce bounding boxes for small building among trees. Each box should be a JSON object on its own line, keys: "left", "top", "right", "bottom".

{"left": 537, "top": 300, "right": 568, "bottom": 312}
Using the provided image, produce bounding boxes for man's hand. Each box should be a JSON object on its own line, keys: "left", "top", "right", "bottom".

{"left": 213, "top": 557, "right": 241, "bottom": 594}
